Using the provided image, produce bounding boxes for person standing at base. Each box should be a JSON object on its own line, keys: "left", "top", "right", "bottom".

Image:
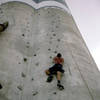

{"left": 0, "top": 21, "right": 9, "bottom": 32}
{"left": 45, "top": 53, "right": 65, "bottom": 90}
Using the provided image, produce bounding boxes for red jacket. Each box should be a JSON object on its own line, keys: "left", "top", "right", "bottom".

{"left": 53, "top": 57, "right": 64, "bottom": 65}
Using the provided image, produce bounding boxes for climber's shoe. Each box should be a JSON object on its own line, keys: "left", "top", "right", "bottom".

{"left": 57, "top": 83, "right": 64, "bottom": 90}
{"left": 46, "top": 75, "right": 53, "bottom": 83}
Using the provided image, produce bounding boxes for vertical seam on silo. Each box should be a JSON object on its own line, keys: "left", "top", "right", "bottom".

{"left": 68, "top": 43, "right": 94, "bottom": 100}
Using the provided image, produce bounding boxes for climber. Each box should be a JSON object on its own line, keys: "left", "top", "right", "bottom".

{"left": 45, "top": 53, "right": 65, "bottom": 90}
{"left": 0, "top": 21, "right": 9, "bottom": 32}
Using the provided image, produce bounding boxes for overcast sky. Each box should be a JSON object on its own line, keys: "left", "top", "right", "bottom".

{"left": 65, "top": 0, "right": 100, "bottom": 70}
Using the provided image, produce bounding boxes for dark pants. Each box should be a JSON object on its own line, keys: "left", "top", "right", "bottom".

{"left": 49, "top": 64, "right": 64, "bottom": 75}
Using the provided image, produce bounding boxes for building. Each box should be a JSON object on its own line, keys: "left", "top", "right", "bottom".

{"left": 0, "top": 0, "right": 100, "bottom": 100}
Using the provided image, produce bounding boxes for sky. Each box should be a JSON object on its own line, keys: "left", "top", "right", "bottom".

{"left": 65, "top": 0, "right": 100, "bottom": 70}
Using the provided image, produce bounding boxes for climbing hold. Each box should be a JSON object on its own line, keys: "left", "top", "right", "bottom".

{"left": 56, "top": 26, "right": 59, "bottom": 28}
{"left": 53, "top": 92, "right": 57, "bottom": 95}
{"left": 0, "top": 84, "right": 3, "bottom": 89}
{"left": 17, "top": 85, "right": 23, "bottom": 91}
{"left": 49, "top": 56, "right": 52, "bottom": 59}
{"left": 48, "top": 48, "right": 51, "bottom": 51}
{"left": 21, "top": 72, "right": 26, "bottom": 78}
{"left": 0, "top": 21, "right": 9, "bottom": 32}
{"left": 57, "top": 39, "right": 60, "bottom": 42}
{"left": 26, "top": 45, "right": 30, "bottom": 48}
{"left": 53, "top": 34, "right": 56, "bottom": 36}
{"left": 54, "top": 51, "right": 57, "bottom": 54}
{"left": 31, "top": 78, "right": 34, "bottom": 81}
{"left": 51, "top": 30, "right": 54, "bottom": 32}
{"left": 34, "top": 54, "right": 37, "bottom": 57}
{"left": 32, "top": 91, "right": 38, "bottom": 96}
{"left": 18, "top": 62, "right": 21, "bottom": 64}
{"left": 35, "top": 62, "right": 39, "bottom": 66}
{"left": 22, "top": 34, "right": 25, "bottom": 37}
{"left": 23, "top": 58, "right": 27, "bottom": 62}
{"left": 27, "top": 42, "right": 30, "bottom": 44}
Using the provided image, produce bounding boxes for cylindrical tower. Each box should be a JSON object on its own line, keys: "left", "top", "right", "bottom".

{"left": 0, "top": 0, "right": 100, "bottom": 100}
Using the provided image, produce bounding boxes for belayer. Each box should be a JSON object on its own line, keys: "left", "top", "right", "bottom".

{"left": 45, "top": 53, "right": 65, "bottom": 90}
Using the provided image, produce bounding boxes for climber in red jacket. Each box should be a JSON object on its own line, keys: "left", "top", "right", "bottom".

{"left": 45, "top": 53, "right": 65, "bottom": 90}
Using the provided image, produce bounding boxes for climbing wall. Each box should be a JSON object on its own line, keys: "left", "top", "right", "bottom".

{"left": 0, "top": 1, "right": 100, "bottom": 100}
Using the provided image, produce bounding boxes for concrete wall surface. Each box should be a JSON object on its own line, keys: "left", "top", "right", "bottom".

{"left": 0, "top": 1, "right": 100, "bottom": 100}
